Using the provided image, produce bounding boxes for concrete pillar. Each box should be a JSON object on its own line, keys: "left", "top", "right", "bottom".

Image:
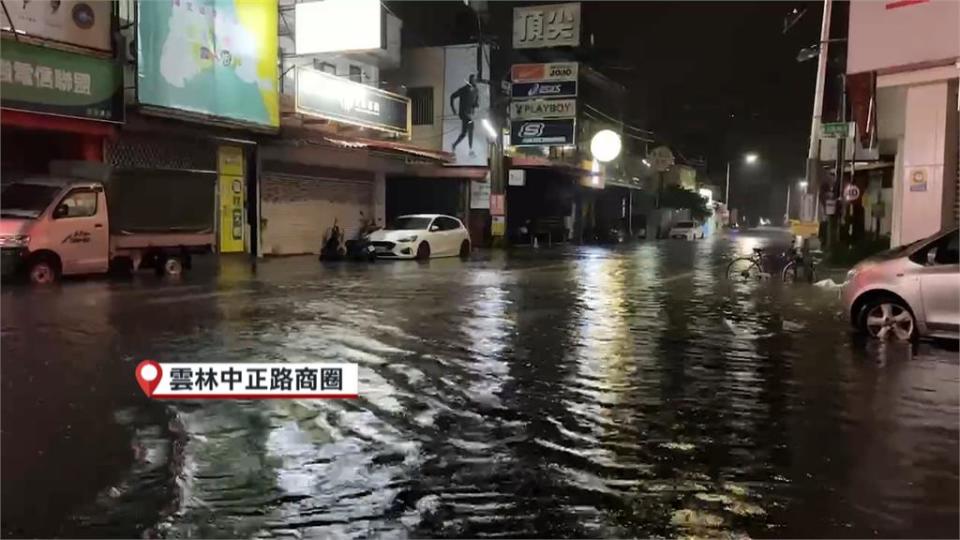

{"left": 373, "top": 172, "right": 386, "bottom": 228}
{"left": 893, "top": 80, "right": 957, "bottom": 246}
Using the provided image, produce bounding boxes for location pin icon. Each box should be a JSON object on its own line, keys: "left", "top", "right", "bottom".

{"left": 135, "top": 360, "right": 162, "bottom": 397}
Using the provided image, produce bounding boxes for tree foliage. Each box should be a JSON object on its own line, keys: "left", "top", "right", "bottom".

{"left": 661, "top": 185, "right": 711, "bottom": 221}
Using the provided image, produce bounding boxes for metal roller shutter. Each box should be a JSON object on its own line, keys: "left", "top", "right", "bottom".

{"left": 261, "top": 174, "right": 374, "bottom": 256}
{"left": 105, "top": 132, "right": 217, "bottom": 172}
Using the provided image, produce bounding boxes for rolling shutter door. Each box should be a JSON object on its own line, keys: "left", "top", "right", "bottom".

{"left": 261, "top": 174, "right": 374, "bottom": 255}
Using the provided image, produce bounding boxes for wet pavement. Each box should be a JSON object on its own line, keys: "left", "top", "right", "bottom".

{"left": 2, "top": 229, "right": 958, "bottom": 539}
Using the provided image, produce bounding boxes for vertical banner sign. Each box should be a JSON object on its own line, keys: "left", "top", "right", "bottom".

{"left": 218, "top": 146, "right": 245, "bottom": 253}
{"left": 442, "top": 44, "right": 491, "bottom": 166}
{"left": 137, "top": 0, "right": 279, "bottom": 128}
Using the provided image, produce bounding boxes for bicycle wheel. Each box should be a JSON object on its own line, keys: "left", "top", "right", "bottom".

{"left": 727, "top": 257, "right": 762, "bottom": 282}
{"left": 782, "top": 261, "right": 798, "bottom": 283}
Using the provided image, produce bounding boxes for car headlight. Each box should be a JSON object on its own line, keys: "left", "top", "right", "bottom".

{"left": 397, "top": 235, "right": 418, "bottom": 243}
{"left": 845, "top": 268, "right": 858, "bottom": 281}
{"left": 0, "top": 234, "right": 30, "bottom": 247}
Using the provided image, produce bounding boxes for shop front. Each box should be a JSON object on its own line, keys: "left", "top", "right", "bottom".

{"left": 0, "top": 40, "right": 123, "bottom": 180}
{"left": 104, "top": 0, "right": 281, "bottom": 256}
{"left": 259, "top": 133, "right": 454, "bottom": 256}
{"left": 104, "top": 113, "right": 259, "bottom": 255}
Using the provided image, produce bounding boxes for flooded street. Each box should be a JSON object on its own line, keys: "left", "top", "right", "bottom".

{"left": 3, "top": 230, "right": 958, "bottom": 539}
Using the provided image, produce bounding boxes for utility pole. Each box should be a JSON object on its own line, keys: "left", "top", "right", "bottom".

{"left": 724, "top": 161, "right": 731, "bottom": 205}
{"left": 785, "top": 183, "right": 791, "bottom": 224}
{"left": 804, "top": 0, "right": 833, "bottom": 223}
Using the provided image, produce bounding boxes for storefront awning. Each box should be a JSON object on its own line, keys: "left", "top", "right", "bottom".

{"left": 322, "top": 135, "right": 454, "bottom": 163}
{"left": 1, "top": 109, "right": 117, "bottom": 137}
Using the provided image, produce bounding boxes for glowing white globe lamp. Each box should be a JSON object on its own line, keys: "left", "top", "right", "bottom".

{"left": 590, "top": 129, "right": 622, "bottom": 163}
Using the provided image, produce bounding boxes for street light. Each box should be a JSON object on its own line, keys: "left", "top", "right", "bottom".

{"left": 590, "top": 129, "right": 622, "bottom": 163}
{"left": 786, "top": 179, "right": 808, "bottom": 222}
{"left": 725, "top": 152, "right": 759, "bottom": 206}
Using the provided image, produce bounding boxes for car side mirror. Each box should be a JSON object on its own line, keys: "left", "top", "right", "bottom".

{"left": 927, "top": 248, "right": 938, "bottom": 265}
{"left": 430, "top": 225, "right": 439, "bottom": 232}
{"left": 53, "top": 204, "right": 68, "bottom": 218}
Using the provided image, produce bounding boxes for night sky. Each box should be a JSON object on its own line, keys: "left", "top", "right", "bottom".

{"left": 392, "top": 1, "right": 848, "bottom": 221}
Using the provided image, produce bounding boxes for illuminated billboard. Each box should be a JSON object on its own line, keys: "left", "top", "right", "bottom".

{"left": 295, "top": 0, "right": 383, "bottom": 55}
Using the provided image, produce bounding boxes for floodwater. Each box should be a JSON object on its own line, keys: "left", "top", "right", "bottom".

{"left": 2, "top": 230, "right": 957, "bottom": 538}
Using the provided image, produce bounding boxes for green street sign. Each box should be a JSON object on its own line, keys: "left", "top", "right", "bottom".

{"left": 0, "top": 39, "right": 123, "bottom": 123}
{"left": 820, "top": 122, "right": 850, "bottom": 138}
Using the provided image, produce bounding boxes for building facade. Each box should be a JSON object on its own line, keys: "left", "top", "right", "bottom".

{"left": 847, "top": 0, "right": 960, "bottom": 246}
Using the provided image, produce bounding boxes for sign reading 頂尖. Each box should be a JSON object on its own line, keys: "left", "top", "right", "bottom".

{"left": 1, "top": 0, "right": 111, "bottom": 51}
{"left": 137, "top": 0, "right": 279, "bottom": 128}
{"left": 513, "top": 3, "right": 581, "bottom": 49}
{"left": 510, "top": 118, "right": 576, "bottom": 146}
{"left": 511, "top": 62, "right": 579, "bottom": 83}
{"left": 510, "top": 98, "right": 576, "bottom": 120}
{"left": 0, "top": 40, "right": 122, "bottom": 122}
{"left": 296, "top": 67, "right": 411, "bottom": 137}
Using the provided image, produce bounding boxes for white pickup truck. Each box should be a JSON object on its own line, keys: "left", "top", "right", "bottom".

{"left": 1, "top": 161, "right": 215, "bottom": 284}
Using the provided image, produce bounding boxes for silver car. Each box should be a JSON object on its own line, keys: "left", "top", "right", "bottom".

{"left": 841, "top": 227, "right": 959, "bottom": 340}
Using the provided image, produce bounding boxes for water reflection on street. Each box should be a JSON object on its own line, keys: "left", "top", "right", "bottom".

{"left": 2, "top": 230, "right": 957, "bottom": 538}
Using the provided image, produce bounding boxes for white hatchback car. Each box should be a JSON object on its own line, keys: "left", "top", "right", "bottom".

{"left": 669, "top": 221, "right": 704, "bottom": 240}
{"left": 841, "top": 227, "right": 959, "bottom": 340}
{"left": 366, "top": 214, "right": 471, "bottom": 260}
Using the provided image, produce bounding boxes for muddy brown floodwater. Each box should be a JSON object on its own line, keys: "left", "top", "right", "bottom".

{"left": 3, "top": 229, "right": 958, "bottom": 538}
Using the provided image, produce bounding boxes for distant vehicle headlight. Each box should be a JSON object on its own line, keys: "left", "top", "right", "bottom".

{"left": 397, "top": 235, "right": 418, "bottom": 243}
{"left": 0, "top": 234, "right": 30, "bottom": 247}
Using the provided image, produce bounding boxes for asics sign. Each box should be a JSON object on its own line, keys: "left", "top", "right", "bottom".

{"left": 511, "top": 80, "right": 578, "bottom": 99}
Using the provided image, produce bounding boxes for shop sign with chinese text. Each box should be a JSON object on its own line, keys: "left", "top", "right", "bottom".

{"left": 513, "top": 3, "right": 581, "bottom": 49}
{"left": 296, "top": 67, "right": 411, "bottom": 137}
{"left": 0, "top": 40, "right": 122, "bottom": 122}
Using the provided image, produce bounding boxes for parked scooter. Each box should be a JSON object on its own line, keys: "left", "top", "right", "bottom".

{"left": 345, "top": 211, "right": 381, "bottom": 261}
{"left": 319, "top": 219, "right": 346, "bottom": 261}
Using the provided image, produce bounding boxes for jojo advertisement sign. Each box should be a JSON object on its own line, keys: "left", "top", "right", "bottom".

{"left": 511, "top": 62, "right": 578, "bottom": 83}
{"left": 137, "top": 0, "right": 279, "bottom": 129}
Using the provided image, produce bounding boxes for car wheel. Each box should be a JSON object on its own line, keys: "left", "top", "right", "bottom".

{"left": 415, "top": 241, "right": 431, "bottom": 260}
{"left": 28, "top": 256, "right": 60, "bottom": 285}
{"left": 859, "top": 296, "right": 916, "bottom": 340}
{"left": 459, "top": 240, "right": 470, "bottom": 259}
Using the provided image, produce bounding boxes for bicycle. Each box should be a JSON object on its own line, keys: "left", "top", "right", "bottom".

{"left": 726, "top": 247, "right": 776, "bottom": 282}
{"left": 726, "top": 240, "right": 818, "bottom": 283}
{"left": 781, "top": 243, "right": 818, "bottom": 284}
